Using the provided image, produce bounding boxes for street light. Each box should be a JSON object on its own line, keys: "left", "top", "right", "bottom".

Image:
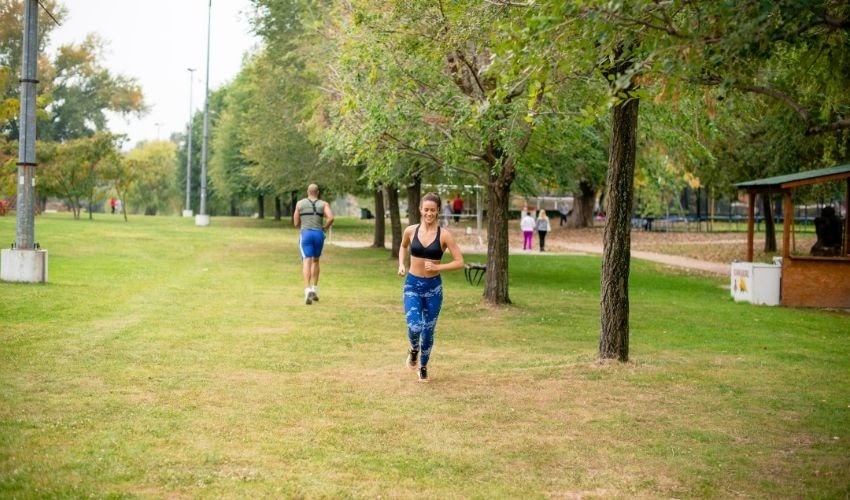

{"left": 183, "top": 67, "right": 195, "bottom": 217}
{"left": 195, "top": 0, "right": 212, "bottom": 227}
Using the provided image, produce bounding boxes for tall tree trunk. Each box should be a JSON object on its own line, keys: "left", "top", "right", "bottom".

{"left": 230, "top": 199, "right": 238, "bottom": 216}
{"left": 696, "top": 187, "right": 702, "bottom": 232}
{"left": 274, "top": 195, "right": 282, "bottom": 221}
{"left": 257, "top": 194, "right": 265, "bottom": 219}
{"left": 285, "top": 190, "right": 297, "bottom": 217}
{"left": 568, "top": 179, "right": 596, "bottom": 228}
{"left": 484, "top": 178, "right": 512, "bottom": 305}
{"left": 388, "top": 183, "right": 402, "bottom": 259}
{"left": 406, "top": 173, "right": 422, "bottom": 226}
{"left": 115, "top": 187, "right": 128, "bottom": 222}
{"left": 762, "top": 194, "right": 777, "bottom": 252}
{"left": 372, "top": 185, "right": 385, "bottom": 248}
{"left": 600, "top": 95, "right": 639, "bottom": 363}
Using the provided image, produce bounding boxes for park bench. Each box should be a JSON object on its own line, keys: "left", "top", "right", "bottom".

{"left": 464, "top": 262, "right": 486, "bottom": 286}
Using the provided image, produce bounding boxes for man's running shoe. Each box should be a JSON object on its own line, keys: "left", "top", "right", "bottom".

{"left": 304, "top": 289, "right": 312, "bottom": 305}
{"left": 418, "top": 366, "right": 428, "bottom": 382}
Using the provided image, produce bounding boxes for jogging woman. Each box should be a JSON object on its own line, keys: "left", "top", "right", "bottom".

{"left": 397, "top": 193, "right": 464, "bottom": 382}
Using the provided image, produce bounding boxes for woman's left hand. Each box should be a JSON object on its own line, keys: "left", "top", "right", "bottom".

{"left": 424, "top": 260, "right": 438, "bottom": 272}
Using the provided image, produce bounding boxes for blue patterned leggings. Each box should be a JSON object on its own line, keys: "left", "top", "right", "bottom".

{"left": 403, "top": 273, "right": 443, "bottom": 367}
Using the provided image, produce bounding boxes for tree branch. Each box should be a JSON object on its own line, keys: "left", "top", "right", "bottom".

{"left": 483, "top": 0, "right": 532, "bottom": 7}
{"left": 455, "top": 50, "right": 488, "bottom": 99}
{"left": 734, "top": 84, "right": 811, "bottom": 123}
{"left": 380, "top": 131, "right": 484, "bottom": 183}
{"left": 610, "top": 11, "right": 688, "bottom": 40}
{"left": 696, "top": 77, "right": 849, "bottom": 136}
{"left": 806, "top": 118, "right": 850, "bottom": 136}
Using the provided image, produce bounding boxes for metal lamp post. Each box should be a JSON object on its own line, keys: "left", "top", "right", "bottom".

{"left": 182, "top": 67, "right": 196, "bottom": 217}
{"left": 195, "top": 0, "right": 212, "bottom": 227}
{"left": 1, "top": 0, "right": 48, "bottom": 283}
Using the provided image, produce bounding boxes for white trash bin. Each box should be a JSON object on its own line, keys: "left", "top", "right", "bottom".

{"left": 730, "top": 261, "right": 782, "bottom": 306}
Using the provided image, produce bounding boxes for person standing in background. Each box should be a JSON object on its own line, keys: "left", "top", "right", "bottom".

{"left": 442, "top": 202, "right": 452, "bottom": 227}
{"left": 558, "top": 202, "right": 569, "bottom": 226}
{"left": 451, "top": 194, "right": 464, "bottom": 223}
{"left": 520, "top": 209, "right": 535, "bottom": 250}
{"left": 536, "top": 209, "right": 551, "bottom": 252}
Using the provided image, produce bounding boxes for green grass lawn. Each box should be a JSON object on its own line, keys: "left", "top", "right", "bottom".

{"left": 1, "top": 213, "right": 848, "bottom": 498}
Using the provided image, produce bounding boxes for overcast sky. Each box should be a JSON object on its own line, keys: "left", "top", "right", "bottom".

{"left": 47, "top": 0, "right": 260, "bottom": 148}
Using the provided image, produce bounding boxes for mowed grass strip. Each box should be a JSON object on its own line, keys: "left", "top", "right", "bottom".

{"left": 1, "top": 213, "right": 848, "bottom": 498}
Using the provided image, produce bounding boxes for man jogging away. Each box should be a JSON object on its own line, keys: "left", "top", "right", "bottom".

{"left": 293, "top": 183, "right": 334, "bottom": 305}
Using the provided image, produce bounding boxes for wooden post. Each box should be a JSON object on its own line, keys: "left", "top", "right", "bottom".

{"left": 708, "top": 187, "right": 714, "bottom": 232}
{"left": 747, "top": 191, "right": 755, "bottom": 262}
{"left": 783, "top": 190, "right": 792, "bottom": 259}
{"left": 845, "top": 178, "right": 850, "bottom": 256}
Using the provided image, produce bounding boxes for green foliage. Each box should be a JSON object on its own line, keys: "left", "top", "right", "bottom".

{"left": 239, "top": 51, "right": 324, "bottom": 194}
{"left": 208, "top": 74, "right": 254, "bottom": 207}
{"left": 246, "top": 1, "right": 341, "bottom": 195}
{"left": 329, "top": 1, "right": 550, "bottom": 183}
{"left": 2, "top": 2, "right": 144, "bottom": 145}
{"left": 123, "top": 140, "right": 179, "bottom": 216}
{"left": 623, "top": 0, "right": 850, "bottom": 175}
{"left": 0, "top": 1, "right": 67, "bottom": 134}
{"left": 0, "top": 137, "right": 15, "bottom": 198}
{"left": 37, "top": 132, "right": 121, "bottom": 218}
{"left": 38, "top": 34, "right": 146, "bottom": 141}
{"left": 174, "top": 87, "right": 230, "bottom": 216}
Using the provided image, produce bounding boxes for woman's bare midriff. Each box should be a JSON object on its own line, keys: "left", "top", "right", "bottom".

{"left": 408, "top": 256, "right": 441, "bottom": 278}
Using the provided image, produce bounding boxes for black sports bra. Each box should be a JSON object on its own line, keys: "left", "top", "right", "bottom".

{"left": 410, "top": 225, "right": 444, "bottom": 260}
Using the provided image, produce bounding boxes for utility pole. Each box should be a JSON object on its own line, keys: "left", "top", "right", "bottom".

{"left": 195, "top": 0, "right": 212, "bottom": 227}
{"left": 1, "top": 0, "right": 48, "bottom": 283}
{"left": 183, "top": 67, "right": 196, "bottom": 217}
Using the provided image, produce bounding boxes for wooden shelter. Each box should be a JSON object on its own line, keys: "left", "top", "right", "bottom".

{"left": 735, "top": 164, "right": 850, "bottom": 308}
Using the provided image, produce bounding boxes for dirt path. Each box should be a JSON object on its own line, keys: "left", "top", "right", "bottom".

{"left": 553, "top": 242, "right": 730, "bottom": 275}
{"left": 447, "top": 241, "right": 731, "bottom": 276}
{"left": 451, "top": 226, "right": 736, "bottom": 276}
{"left": 330, "top": 230, "right": 728, "bottom": 276}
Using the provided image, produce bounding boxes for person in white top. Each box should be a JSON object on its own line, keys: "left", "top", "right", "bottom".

{"left": 441, "top": 202, "right": 452, "bottom": 227}
{"left": 536, "top": 209, "right": 551, "bottom": 252}
{"left": 520, "top": 210, "right": 536, "bottom": 250}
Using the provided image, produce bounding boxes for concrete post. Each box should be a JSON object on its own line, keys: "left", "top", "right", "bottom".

{"left": 195, "top": 0, "right": 212, "bottom": 227}
{"left": 183, "top": 68, "right": 195, "bottom": 217}
{"left": 2, "top": 0, "right": 48, "bottom": 283}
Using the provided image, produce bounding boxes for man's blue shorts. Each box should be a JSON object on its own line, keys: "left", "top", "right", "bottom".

{"left": 300, "top": 229, "right": 325, "bottom": 259}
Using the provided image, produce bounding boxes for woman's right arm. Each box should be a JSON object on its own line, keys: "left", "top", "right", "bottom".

{"left": 398, "top": 226, "right": 412, "bottom": 276}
